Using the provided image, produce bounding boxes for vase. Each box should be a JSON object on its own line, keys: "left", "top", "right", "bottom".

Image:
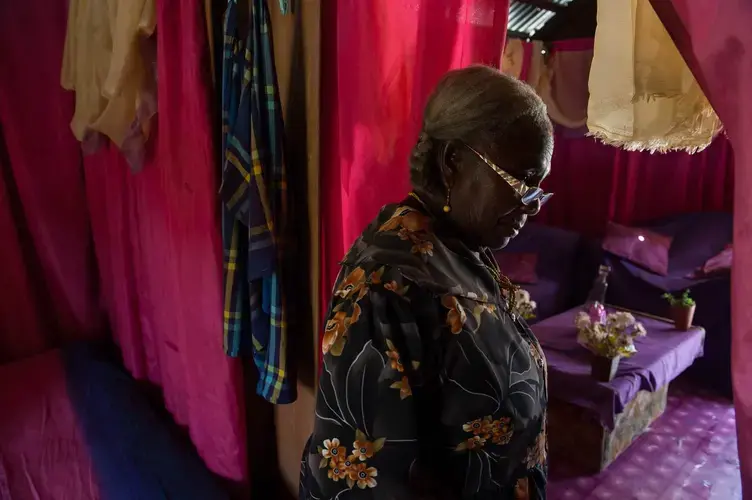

{"left": 669, "top": 304, "right": 696, "bottom": 331}
{"left": 590, "top": 355, "right": 620, "bottom": 382}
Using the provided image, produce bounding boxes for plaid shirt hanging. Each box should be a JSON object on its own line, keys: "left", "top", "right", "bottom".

{"left": 220, "top": 0, "right": 295, "bottom": 404}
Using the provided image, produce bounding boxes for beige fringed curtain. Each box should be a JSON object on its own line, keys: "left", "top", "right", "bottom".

{"left": 587, "top": 0, "right": 722, "bottom": 153}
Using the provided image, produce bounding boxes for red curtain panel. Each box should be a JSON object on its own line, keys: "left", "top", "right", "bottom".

{"left": 537, "top": 128, "right": 734, "bottom": 236}
{"left": 82, "top": 1, "right": 248, "bottom": 485}
{"left": 0, "top": 0, "right": 105, "bottom": 363}
{"left": 320, "top": 0, "right": 511, "bottom": 325}
{"left": 0, "top": 0, "right": 248, "bottom": 486}
{"left": 650, "top": 0, "right": 752, "bottom": 493}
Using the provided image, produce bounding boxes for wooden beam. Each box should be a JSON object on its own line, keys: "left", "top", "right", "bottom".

{"left": 516, "top": 0, "right": 565, "bottom": 13}
{"left": 535, "top": 0, "right": 597, "bottom": 41}
{"left": 507, "top": 30, "right": 534, "bottom": 40}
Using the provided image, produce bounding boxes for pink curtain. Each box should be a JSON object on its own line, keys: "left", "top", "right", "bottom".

{"left": 82, "top": 1, "right": 247, "bottom": 485}
{"left": 1, "top": 0, "right": 247, "bottom": 486}
{"left": 321, "top": 0, "right": 510, "bottom": 316}
{"left": 0, "top": 0, "right": 104, "bottom": 363}
{"left": 649, "top": 0, "right": 752, "bottom": 493}
{"left": 537, "top": 128, "right": 734, "bottom": 236}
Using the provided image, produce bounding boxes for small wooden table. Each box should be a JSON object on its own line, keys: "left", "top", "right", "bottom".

{"left": 532, "top": 306, "right": 705, "bottom": 472}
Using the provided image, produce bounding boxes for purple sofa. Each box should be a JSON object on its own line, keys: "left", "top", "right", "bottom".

{"left": 496, "top": 214, "right": 732, "bottom": 398}
{"left": 602, "top": 213, "right": 733, "bottom": 397}
{"left": 496, "top": 223, "right": 596, "bottom": 323}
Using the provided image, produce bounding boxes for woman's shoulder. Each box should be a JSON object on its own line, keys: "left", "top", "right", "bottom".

{"left": 343, "top": 203, "right": 435, "bottom": 264}
{"left": 342, "top": 203, "right": 495, "bottom": 303}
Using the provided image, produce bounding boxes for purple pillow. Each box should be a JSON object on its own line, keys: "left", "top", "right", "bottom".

{"left": 602, "top": 222, "right": 673, "bottom": 276}
{"left": 496, "top": 252, "right": 539, "bottom": 284}
{"left": 701, "top": 244, "right": 733, "bottom": 276}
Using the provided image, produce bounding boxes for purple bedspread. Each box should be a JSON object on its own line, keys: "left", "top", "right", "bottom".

{"left": 532, "top": 307, "right": 705, "bottom": 429}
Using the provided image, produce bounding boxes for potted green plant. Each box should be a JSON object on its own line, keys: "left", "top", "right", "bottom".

{"left": 662, "top": 289, "right": 696, "bottom": 331}
{"left": 575, "top": 311, "right": 647, "bottom": 382}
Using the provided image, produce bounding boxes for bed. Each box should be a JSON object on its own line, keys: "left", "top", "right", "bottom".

{"left": 0, "top": 342, "right": 229, "bottom": 500}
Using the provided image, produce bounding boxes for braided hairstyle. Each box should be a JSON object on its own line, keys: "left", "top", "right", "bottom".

{"left": 409, "top": 66, "right": 551, "bottom": 204}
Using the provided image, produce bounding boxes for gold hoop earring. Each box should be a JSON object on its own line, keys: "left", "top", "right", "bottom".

{"left": 443, "top": 187, "right": 451, "bottom": 213}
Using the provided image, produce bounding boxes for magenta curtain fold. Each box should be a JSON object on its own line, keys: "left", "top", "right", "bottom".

{"left": 650, "top": 0, "right": 752, "bottom": 493}
{"left": 537, "top": 128, "right": 734, "bottom": 236}
{"left": 0, "top": 0, "right": 105, "bottom": 363}
{"left": 82, "top": 1, "right": 248, "bottom": 484}
{"left": 320, "top": 0, "right": 511, "bottom": 326}
{"left": 0, "top": 0, "right": 248, "bottom": 486}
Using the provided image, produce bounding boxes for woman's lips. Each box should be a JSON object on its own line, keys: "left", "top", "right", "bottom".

{"left": 498, "top": 219, "right": 524, "bottom": 231}
{"left": 495, "top": 218, "right": 524, "bottom": 238}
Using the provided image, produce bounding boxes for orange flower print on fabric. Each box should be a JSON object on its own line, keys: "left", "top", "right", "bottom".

{"left": 348, "top": 463, "right": 378, "bottom": 489}
{"left": 352, "top": 429, "right": 386, "bottom": 462}
{"left": 321, "top": 438, "right": 347, "bottom": 462}
{"left": 334, "top": 267, "right": 368, "bottom": 301}
{"left": 390, "top": 376, "right": 412, "bottom": 399}
{"left": 322, "top": 303, "right": 362, "bottom": 357}
{"left": 370, "top": 267, "right": 385, "bottom": 285}
{"left": 378, "top": 207, "right": 430, "bottom": 234}
{"left": 319, "top": 431, "right": 384, "bottom": 490}
{"left": 456, "top": 435, "right": 487, "bottom": 451}
{"left": 328, "top": 460, "right": 348, "bottom": 482}
{"left": 385, "top": 339, "right": 404, "bottom": 372}
{"left": 384, "top": 280, "right": 410, "bottom": 296}
{"left": 378, "top": 207, "right": 434, "bottom": 258}
{"left": 457, "top": 416, "right": 515, "bottom": 452}
{"left": 385, "top": 339, "right": 419, "bottom": 375}
{"left": 442, "top": 295, "right": 467, "bottom": 334}
{"left": 482, "top": 303, "right": 498, "bottom": 316}
{"left": 490, "top": 417, "right": 514, "bottom": 445}
{"left": 463, "top": 416, "right": 493, "bottom": 436}
{"left": 514, "top": 477, "right": 530, "bottom": 500}
{"left": 525, "top": 421, "right": 548, "bottom": 469}
{"left": 411, "top": 240, "right": 434, "bottom": 257}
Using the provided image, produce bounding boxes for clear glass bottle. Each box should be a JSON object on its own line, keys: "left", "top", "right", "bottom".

{"left": 584, "top": 265, "right": 611, "bottom": 324}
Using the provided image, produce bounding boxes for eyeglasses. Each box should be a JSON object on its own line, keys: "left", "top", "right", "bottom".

{"left": 464, "top": 143, "right": 553, "bottom": 207}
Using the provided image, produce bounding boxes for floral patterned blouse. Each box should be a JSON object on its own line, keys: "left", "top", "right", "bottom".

{"left": 300, "top": 202, "right": 548, "bottom": 499}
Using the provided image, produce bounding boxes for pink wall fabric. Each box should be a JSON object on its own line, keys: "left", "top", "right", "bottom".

{"left": 83, "top": 0, "right": 248, "bottom": 483}
{"left": 320, "top": 0, "right": 510, "bottom": 322}
{"left": 1, "top": 0, "right": 247, "bottom": 485}
{"left": 601, "top": 222, "right": 673, "bottom": 276}
{"left": 536, "top": 128, "right": 734, "bottom": 236}
{"left": 0, "top": 1, "right": 105, "bottom": 363}
{"left": 0, "top": 351, "right": 100, "bottom": 500}
{"left": 650, "top": 0, "right": 752, "bottom": 493}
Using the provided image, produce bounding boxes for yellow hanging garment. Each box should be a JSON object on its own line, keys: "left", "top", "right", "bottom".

{"left": 587, "top": 0, "right": 722, "bottom": 153}
{"left": 61, "top": 0, "right": 157, "bottom": 162}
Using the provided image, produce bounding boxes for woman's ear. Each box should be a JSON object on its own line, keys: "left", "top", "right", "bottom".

{"left": 439, "top": 142, "right": 459, "bottom": 190}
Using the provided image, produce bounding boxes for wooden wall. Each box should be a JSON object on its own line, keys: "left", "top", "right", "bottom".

{"left": 268, "top": 0, "right": 321, "bottom": 495}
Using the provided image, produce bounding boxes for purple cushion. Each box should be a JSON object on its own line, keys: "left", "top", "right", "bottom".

{"left": 701, "top": 244, "right": 733, "bottom": 276}
{"left": 601, "top": 213, "right": 733, "bottom": 396}
{"left": 501, "top": 223, "right": 583, "bottom": 320}
{"left": 496, "top": 252, "right": 538, "bottom": 284}
{"left": 602, "top": 222, "right": 673, "bottom": 276}
{"left": 522, "top": 279, "right": 564, "bottom": 323}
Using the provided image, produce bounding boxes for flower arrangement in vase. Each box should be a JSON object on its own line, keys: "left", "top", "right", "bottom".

{"left": 661, "top": 289, "right": 696, "bottom": 331}
{"left": 513, "top": 288, "right": 537, "bottom": 321}
{"left": 575, "top": 311, "right": 647, "bottom": 382}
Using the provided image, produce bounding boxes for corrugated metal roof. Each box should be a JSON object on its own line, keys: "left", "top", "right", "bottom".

{"left": 508, "top": 0, "right": 573, "bottom": 38}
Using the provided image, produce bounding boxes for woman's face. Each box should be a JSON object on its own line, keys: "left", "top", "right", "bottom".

{"left": 447, "top": 130, "right": 553, "bottom": 250}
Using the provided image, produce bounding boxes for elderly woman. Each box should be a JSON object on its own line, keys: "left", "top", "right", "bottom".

{"left": 300, "top": 66, "right": 554, "bottom": 499}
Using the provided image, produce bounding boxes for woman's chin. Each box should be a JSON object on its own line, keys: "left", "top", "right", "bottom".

{"left": 485, "top": 227, "right": 519, "bottom": 250}
{"left": 486, "top": 235, "right": 512, "bottom": 251}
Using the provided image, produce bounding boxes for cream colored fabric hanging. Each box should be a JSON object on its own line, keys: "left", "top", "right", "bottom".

{"left": 587, "top": 0, "right": 722, "bottom": 153}
{"left": 61, "top": 0, "right": 157, "bottom": 168}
